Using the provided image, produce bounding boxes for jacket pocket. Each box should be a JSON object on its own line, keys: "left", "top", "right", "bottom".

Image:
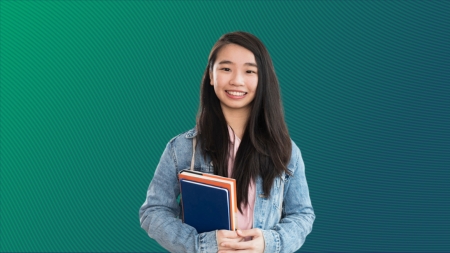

{"left": 199, "top": 160, "right": 214, "bottom": 173}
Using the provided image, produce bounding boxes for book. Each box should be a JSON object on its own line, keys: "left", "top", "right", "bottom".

{"left": 179, "top": 179, "right": 230, "bottom": 233}
{"left": 178, "top": 170, "right": 237, "bottom": 233}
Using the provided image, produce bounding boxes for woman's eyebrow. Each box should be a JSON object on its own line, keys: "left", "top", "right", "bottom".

{"left": 218, "top": 60, "right": 257, "bottom": 67}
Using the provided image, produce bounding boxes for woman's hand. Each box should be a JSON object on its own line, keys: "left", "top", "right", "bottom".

{"left": 218, "top": 229, "right": 265, "bottom": 253}
{"left": 216, "top": 230, "right": 244, "bottom": 251}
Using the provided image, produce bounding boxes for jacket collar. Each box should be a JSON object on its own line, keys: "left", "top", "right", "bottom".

{"left": 184, "top": 127, "right": 198, "bottom": 138}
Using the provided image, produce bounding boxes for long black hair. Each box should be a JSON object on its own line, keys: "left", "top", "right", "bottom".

{"left": 197, "top": 31, "right": 292, "bottom": 212}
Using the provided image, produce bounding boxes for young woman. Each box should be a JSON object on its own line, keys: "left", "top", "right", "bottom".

{"left": 139, "top": 31, "right": 315, "bottom": 253}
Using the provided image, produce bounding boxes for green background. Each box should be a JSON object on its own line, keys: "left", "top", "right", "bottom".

{"left": 1, "top": 1, "right": 449, "bottom": 252}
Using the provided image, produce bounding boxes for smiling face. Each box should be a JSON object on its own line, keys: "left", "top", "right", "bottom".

{"left": 210, "top": 43, "right": 258, "bottom": 118}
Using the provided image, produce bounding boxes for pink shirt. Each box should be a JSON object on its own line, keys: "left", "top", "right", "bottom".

{"left": 227, "top": 126, "right": 256, "bottom": 230}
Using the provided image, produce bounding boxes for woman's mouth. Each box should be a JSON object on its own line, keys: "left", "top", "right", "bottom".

{"left": 226, "top": 91, "right": 247, "bottom": 96}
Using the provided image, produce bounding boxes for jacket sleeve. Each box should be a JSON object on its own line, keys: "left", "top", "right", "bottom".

{"left": 261, "top": 143, "right": 315, "bottom": 253}
{"left": 139, "top": 140, "right": 218, "bottom": 253}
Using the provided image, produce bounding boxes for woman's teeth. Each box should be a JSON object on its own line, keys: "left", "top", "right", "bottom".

{"left": 227, "top": 91, "right": 246, "bottom": 96}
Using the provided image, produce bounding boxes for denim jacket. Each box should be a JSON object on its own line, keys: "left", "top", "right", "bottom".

{"left": 139, "top": 128, "right": 315, "bottom": 253}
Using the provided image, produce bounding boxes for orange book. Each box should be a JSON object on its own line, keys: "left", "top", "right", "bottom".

{"left": 178, "top": 170, "right": 238, "bottom": 231}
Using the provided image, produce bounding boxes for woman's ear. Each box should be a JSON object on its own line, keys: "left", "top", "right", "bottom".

{"left": 209, "top": 66, "right": 214, "bottom": 85}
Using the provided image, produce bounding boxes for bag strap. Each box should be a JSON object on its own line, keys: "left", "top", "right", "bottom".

{"left": 280, "top": 175, "right": 285, "bottom": 218}
{"left": 190, "top": 137, "right": 196, "bottom": 171}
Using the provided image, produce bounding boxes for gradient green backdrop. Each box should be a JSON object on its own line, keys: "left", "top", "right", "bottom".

{"left": 2, "top": 1, "right": 449, "bottom": 252}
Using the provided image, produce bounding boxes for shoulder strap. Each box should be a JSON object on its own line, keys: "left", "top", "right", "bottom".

{"left": 190, "top": 137, "right": 196, "bottom": 171}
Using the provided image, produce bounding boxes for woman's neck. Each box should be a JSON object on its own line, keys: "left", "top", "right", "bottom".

{"left": 222, "top": 107, "right": 250, "bottom": 140}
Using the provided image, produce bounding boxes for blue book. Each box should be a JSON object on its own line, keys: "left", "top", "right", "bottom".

{"left": 179, "top": 179, "right": 231, "bottom": 233}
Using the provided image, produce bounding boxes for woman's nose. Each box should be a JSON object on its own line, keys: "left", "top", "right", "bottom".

{"left": 230, "top": 72, "right": 245, "bottom": 86}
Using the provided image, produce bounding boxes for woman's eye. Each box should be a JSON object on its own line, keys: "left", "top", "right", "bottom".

{"left": 246, "top": 70, "right": 256, "bottom": 74}
{"left": 221, "top": 68, "right": 231, "bottom": 71}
